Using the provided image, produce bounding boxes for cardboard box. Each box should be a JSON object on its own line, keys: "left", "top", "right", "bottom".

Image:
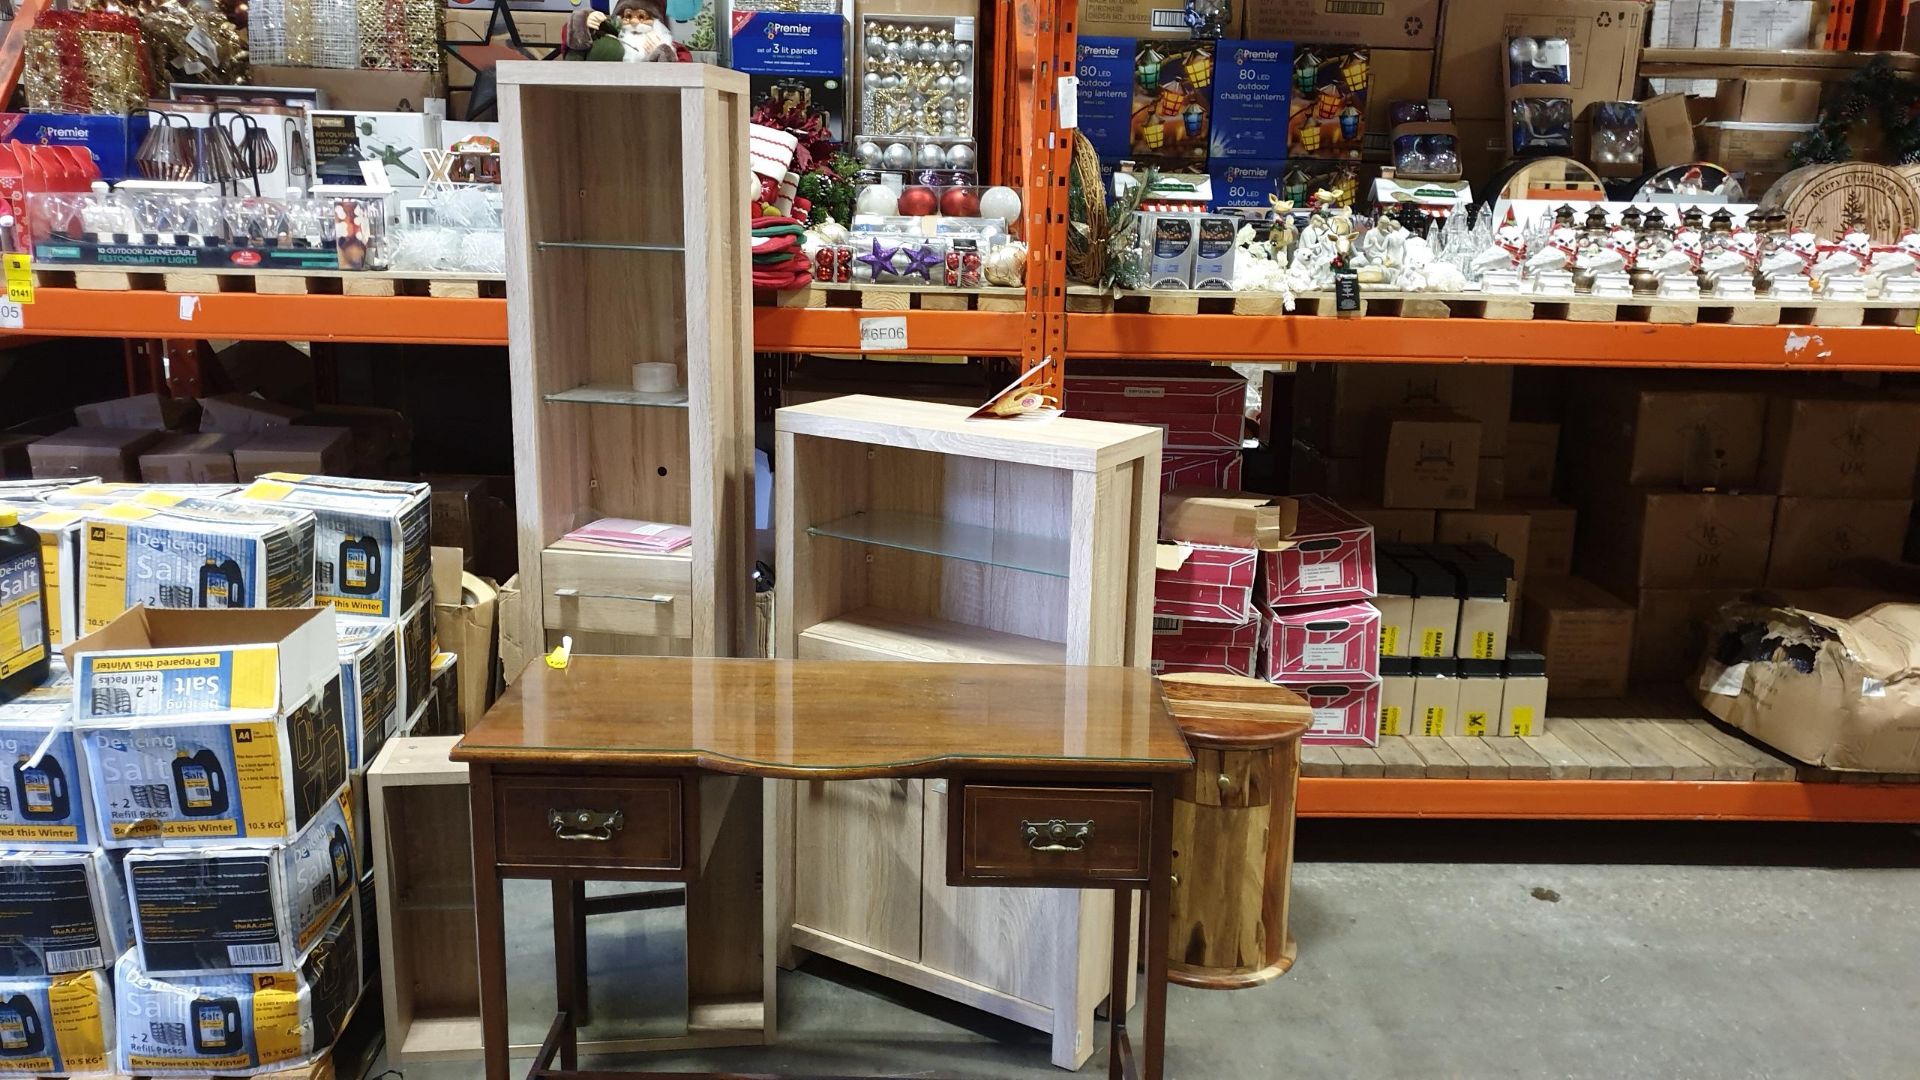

{"left": 1294, "top": 363, "right": 1512, "bottom": 457}
{"left": 1067, "top": 372, "right": 1248, "bottom": 450}
{"left": 1643, "top": 91, "right": 1698, "bottom": 169}
{"left": 1161, "top": 488, "right": 1298, "bottom": 550}
{"left": 1263, "top": 601, "right": 1380, "bottom": 682}
{"left": 1285, "top": 679, "right": 1381, "bottom": 747}
{"left": 0, "top": 850, "right": 129, "bottom": 976}
{"left": 1435, "top": 543, "right": 1512, "bottom": 659}
{"left": 397, "top": 600, "right": 434, "bottom": 722}
{"left": 73, "top": 395, "right": 196, "bottom": 431}
{"left": 1435, "top": 0, "right": 1644, "bottom": 120}
{"left": 1397, "top": 553, "right": 1458, "bottom": 659}
{"left": 495, "top": 574, "right": 526, "bottom": 685}
{"left": 1150, "top": 616, "right": 1261, "bottom": 678}
{"left": 1373, "top": 557, "right": 1413, "bottom": 657}
{"left": 1515, "top": 501, "right": 1578, "bottom": 578}
{"left": 426, "top": 475, "right": 512, "bottom": 576}
{"left": 66, "top": 606, "right": 345, "bottom": 846}
{"left": 1583, "top": 491, "right": 1776, "bottom": 591}
{"left": 230, "top": 429, "right": 353, "bottom": 482}
{"left": 112, "top": 898, "right": 359, "bottom": 1075}
{"left": 1504, "top": 421, "right": 1558, "bottom": 499}
{"left": 1476, "top": 457, "right": 1506, "bottom": 504}
{"left": 1262, "top": 494, "right": 1377, "bottom": 608}
{"left": 238, "top": 474, "right": 433, "bottom": 621}
{"left": 1761, "top": 396, "right": 1920, "bottom": 499}
{"left": 1633, "top": 586, "right": 1741, "bottom": 684}
{"left": 1575, "top": 382, "right": 1769, "bottom": 488}
{"left": 1155, "top": 543, "right": 1257, "bottom": 624}
{"left": 1161, "top": 449, "right": 1243, "bottom": 492}
{"left": 25, "top": 509, "right": 83, "bottom": 648}
{"left": 1500, "top": 650, "right": 1548, "bottom": 735}
{"left": 1694, "top": 588, "right": 1920, "bottom": 771}
{"left": 1077, "top": 0, "right": 1194, "bottom": 39}
{"left": 1456, "top": 661, "right": 1505, "bottom": 736}
{"left": 1437, "top": 507, "right": 1531, "bottom": 583}
{"left": 1411, "top": 660, "right": 1459, "bottom": 736}
{"left": 80, "top": 498, "right": 318, "bottom": 633}
{"left": 431, "top": 546, "right": 498, "bottom": 733}
{"left": 311, "top": 110, "right": 440, "bottom": 205}
{"left": 1766, "top": 497, "right": 1913, "bottom": 588}
{"left": 249, "top": 64, "right": 447, "bottom": 109}
{"left": 1378, "top": 659, "right": 1414, "bottom": 736}
{"left": 1365, "top": 49, "right": 1438, "bottom": 144}
{"left": 1697, "top": 122, "right": 1817, "bottom": 177}
{"left": 1375, "top": 408, "right": 1481, "bottom": 510}
{"left": 138, "top": 435, "right": 247, "bottom": 485}
{"left": 124, "top": 791, "right": 354, "bottom": 976}
{"left": 1287, "top": 444, "right": 1372, "bottom": 504}
{"left": 1345, "top": 505, "right": 1435, "bottom": 544}
{"left": 1713, "top": 79, "right": 1822, "bottom": 123}
{"left": 0, "top": 968, "right": 112, "bottom": 1075}
{"left": 29, "top": 429, "right": 164, "bottom": 483}
{"left": 1522, "top": 575, "right": 1634, "bottom": 699}
{"left": 197, "top": 394, "right": 302, "bottom": 434}
{"left": 337, "top": 618, "right": 401, "bottom": 770}
{"left": 1209, "top": 41, "right": 1299, "bottom": 166}
{"left": 1243, "top": 0, "right": 1439, "bottom": 47}
{"left": 0, "top": 683, "right": 94, "bottom": 847}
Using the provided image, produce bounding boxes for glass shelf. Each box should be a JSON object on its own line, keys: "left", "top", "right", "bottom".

{"left": 544, "top": 384, "right": 689, "bottom": 408}
{"left": 537, "top": 240, "right": 685, "bottom": 253}
{"left": 807, "top": 510, "right": 1068, "bottom": 578}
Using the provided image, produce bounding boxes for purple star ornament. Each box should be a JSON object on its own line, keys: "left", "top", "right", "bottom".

{"left": 856, "top": 238, "right": 901, "bottom": 280}
{"left": 901, "top": 243, "right": 944, "bottom": 281}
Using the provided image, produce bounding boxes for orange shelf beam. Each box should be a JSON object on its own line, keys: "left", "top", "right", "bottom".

{"left": 1066, "top": 313, "right": 1920, "bottom": 370}
{"left": 1298, "top": 777, "right": 1920, "bottom": 823}
{"left": 752, "top": 305, "right": 1029, "bottom": 356}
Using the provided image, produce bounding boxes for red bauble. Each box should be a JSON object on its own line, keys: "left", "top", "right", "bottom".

{"left": 940, "top": 187, "right": 980, "bottom": 217}
{"left": 898, "top": 186, "right": 938, "bottom": 216}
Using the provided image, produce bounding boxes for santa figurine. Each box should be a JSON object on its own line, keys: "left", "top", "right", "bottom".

{"left": 569, "top": 0, "right": 688, "bottom": 63}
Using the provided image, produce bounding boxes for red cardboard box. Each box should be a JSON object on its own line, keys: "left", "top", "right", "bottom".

{"left": 1281, "top": 679, "right": 1382, "bottom": 747}
{"left": 1155, "top": 542, "right": 1257, "bottom": 624}
{"left": 1263, "top": 601, "right": 1381, "bottom": 682}
{"left": 1069, "top": 373, "right": 1247, "bottom": 449}
{"left": 1262, "top": 494, "right": 1377, "bottom": 609}
{"left": 1151, "top": 615, "right": 1261, "bottom": 678}
{"left": 1161, "top": 448, "right": 1243, "bottom": 492}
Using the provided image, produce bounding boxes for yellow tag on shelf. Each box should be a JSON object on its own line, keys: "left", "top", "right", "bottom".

{"left": 3, "top": 254, "right": 32, "bottom": 305}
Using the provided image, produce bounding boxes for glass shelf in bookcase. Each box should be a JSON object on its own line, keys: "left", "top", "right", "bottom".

{"left": 536, "top": 240, "right": 685, "bottom": 253}
{"left": 807, "top": 510, "right": 1068, "bottom": 579}
{"left": 543, "top": 385, "right": 690, "bottom": 408}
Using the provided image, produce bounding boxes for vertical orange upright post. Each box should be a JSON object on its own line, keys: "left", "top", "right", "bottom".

{"left": 1001, "top": 0, "right": 1073, "bottom": 403}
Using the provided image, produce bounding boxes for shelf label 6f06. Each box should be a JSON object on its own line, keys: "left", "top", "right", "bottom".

{"left": 859, "top": 316, "right": 910, "bottom": 352}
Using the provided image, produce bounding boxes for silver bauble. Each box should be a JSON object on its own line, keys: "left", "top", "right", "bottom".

{"left": 882, "top": 142, "right": 914, "bottom": 170}
{"left": 935, "top": 75, "right": 954, "bottom": 93}
{"left": 954, "top": 42, "right": 972, "bottom": 62}
{"left": 916, "top": 142, "right": 946, "bottom": 168}
{"left": 947, "top": 144, "right": 976, "bottom": 170}
{"left": 855, "top": 141, "right": 883, "bottom": 168}
{"left": 953, "top": 73, "right": 972, "bottom": 94}
{"left": 865, "top": 33, "right": 885, "bottom": 56}
{"left": 934, "top": 41, "right": 955, "bottom": 62}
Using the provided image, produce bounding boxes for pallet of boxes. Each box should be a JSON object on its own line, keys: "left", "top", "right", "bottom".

{"left": 0, "top": 471, "right": 435, "bottom": 1077}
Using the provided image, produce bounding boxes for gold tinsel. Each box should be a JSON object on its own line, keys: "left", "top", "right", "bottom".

{"left": 358, "top": 0, "right": 439, "bottom": 70}
{"left": 138, "top": 0, "right": 249, "bottom": 92}
{"left": 23, "top": 27, "right": 148, "bottom": 114}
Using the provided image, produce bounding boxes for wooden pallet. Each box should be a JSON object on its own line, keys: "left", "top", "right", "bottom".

{"left": 1299, "top": 698, "right": 1920, "bottom": 784}
{"left": 1066, "top": 286, "right": 1920, "bottom": 327}
{"left": 769, "top": 281, "right": 1025, "bottom": 313}
{"left": 34, "top": 266, "right": 507, "bottom": 299}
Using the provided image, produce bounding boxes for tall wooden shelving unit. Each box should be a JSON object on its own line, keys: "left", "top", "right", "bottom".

{"left": 771, "top": 395, "right": 1162, "bottom": 1068}
{"left": 498, "top": 61, "right": 768, "bottom": 1048}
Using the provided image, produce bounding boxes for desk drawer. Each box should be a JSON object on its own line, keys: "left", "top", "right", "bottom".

{"left": 953, "top": 783, "right": 1154, "bottom": 886}
{"left": 495, "top": 775, "right": 685, "bottom": 872}
{"left": 542, "top": 545, "right": 693, "bottom": 639}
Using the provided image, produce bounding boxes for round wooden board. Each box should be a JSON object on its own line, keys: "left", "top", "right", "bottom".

{"left": 1759, "top": 162, "right": 1920, "bottom": 243}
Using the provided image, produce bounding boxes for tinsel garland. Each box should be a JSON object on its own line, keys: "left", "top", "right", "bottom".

{"left": 359, "top": 0, "right": 440, "bottom": 70}
{"left": 250, "top": 0, "right": 358, "bottom": 68}
{"left": 23, "top": 10, "right": 154, "bottom": 114}
{"left": 138, "top": 0, "right": 249, "bottom": 92}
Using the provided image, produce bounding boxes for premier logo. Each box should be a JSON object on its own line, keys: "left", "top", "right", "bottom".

{"left": 767, "top": 21, "right": 811, "bottom": 36}
{"left": 1081, "top": 44, "right": 1122, "bottom": 58}
{"left": 1233, "top": 48, "right": 1281, "bottom": 64}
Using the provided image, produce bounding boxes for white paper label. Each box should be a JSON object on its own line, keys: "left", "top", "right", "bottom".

{"left": 1299, "top": 562, "right": 1342, "bottom": 588}
{"left": 1706, "top": 662, "right": 1748, "bottom": 697}
{"left": 1301, "top": 642, "right": 1345, "bottom": 668}
{"left": 0, "top": 301, "right": 22, "bottom": 328}
{"left": 859, "top": 315, "right": 909, "bottom": 352}
{"left": 1057, "top": 76, "right": 1079, "bottom": 129}
{"left": 177, "top": 295, "right": 199, "bottom": 321}
{"left": 1309, "top": 706, "right": 1344, "bottom": 732}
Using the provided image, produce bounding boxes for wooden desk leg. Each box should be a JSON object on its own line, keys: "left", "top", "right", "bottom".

{"left": 1108, "top": 886, "right": 1134, "bottom": 1080}
{"left": 1142, "top": 777, "right": 1175, "bottom": 1080}
{"left": 571, "top": 880, "right": 591, "bottom": 1026}
{"left": 552, "top": 881, "right": 580, "bottom": 1071}
{"left": 470, "top": 766, "right": 511, "bottom": 1080}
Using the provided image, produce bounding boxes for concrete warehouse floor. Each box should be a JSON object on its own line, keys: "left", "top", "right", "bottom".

{"left": 366, "top": 821, "right": 1920, "bottom": 1080}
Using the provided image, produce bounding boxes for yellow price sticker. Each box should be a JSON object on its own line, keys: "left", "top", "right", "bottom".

{"left": 6, "top": 280, "right": 32, "bottom": 305}
{"left": 5, "top": 255, "right": 33, "bottom": 305}
{"left": 3, "top": 253, "right": 31, "bottom": 279}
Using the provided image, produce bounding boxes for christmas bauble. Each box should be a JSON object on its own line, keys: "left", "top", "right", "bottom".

{"left": 865, "top": 33, "right": 885, "bottom": 56}
{"left": 899, "top": 186, "right": 938, "bottom": 216}
{"left": 980, "top": 186, "right": 1021, "bottom": 226}
{"left": 882, "top": 142, "right": 914, "bottom": 170}
{"left": 855, "top": 185, "right": 900, "bottom": 216}
{"left": 916, "top": 38, "right": 938, "bottom": 60}
{"left": 953, "top": 73, "right": 972, "bottom": 94}
{"left": 935, "top": 40, "right": 955, "bottom": 62}
{"left": 935, "top": 75, "right": 954, "bottom": 94}
{"left": 940, "top": 187, "right": 980, "bottom": 216}
{"left": 947, "top": 144, "right": 976, "bottom": 170}
{"left": 916, "top": 143, "right": 947, "bottom": 168}
{"left": 855, "top": 141, "right": 883, "bottom": 168}
{"left": 954, "top": 42, "right": 972, "bottom": 63}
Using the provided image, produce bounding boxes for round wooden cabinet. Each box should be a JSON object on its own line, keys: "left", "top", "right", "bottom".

{"left": 1159, "top": 672, "right": 1312, "bottom": 990}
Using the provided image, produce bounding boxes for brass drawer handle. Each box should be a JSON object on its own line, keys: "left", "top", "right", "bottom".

{"left": 549, "top": 808, "right": 625, "bottom": 841}
{"left": 1022, "top": 818, "right": 1093, "bottom": 852}
{"left": 552, "top": 587, "right": 672, "bottom": 604}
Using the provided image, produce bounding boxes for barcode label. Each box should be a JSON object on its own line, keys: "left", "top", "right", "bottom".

{"left": 227, "top": 942, "right": 282, "bottom": 966}
{"left": 1325, "top": 0, "right": 1385, "bottom": 14}
{"left": 46, "top": 946, "right": 104, "bottom": 972}
{"left": 130, "top": 784, "right": 171, "bottom": 811}
{"left": 150, "top": 1021, "right": 187, "bottom": 1047}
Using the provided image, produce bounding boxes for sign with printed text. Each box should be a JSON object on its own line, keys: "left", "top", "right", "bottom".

{"left": 3, "top": 255, "right": 33, "bottom": 305}
{"left": 0, "top": 301, "right": 21, "bottom": 328}
{"left": 859, "top": 315, "right": 909, "bottom": 352}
